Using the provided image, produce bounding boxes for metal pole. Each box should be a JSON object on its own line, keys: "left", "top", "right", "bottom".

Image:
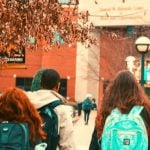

{"left": 140, "top": 53, "right": 145, "bottom": 87}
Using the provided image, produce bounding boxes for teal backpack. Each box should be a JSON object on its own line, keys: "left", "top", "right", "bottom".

{"left": 99, "top": 105, "right": 148, "bottom": 150}
{"left": 82, "top": 98, "right": 93, "bottom": 111}
{"left": 0, "top": 122, "right": 30, "bottom": 150}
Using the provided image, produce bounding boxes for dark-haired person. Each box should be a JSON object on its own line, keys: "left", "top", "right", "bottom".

{"left": 82, "top": 94, "right": 93, "bottom": 125}
{"left": 89, "top": 70, "right": 150, "bottom": 150}
{"left": 0, "top": 87, "right": 46, "bottom": 149}
{"left": 27, "top": 68, "right": 76, "bottom": 150}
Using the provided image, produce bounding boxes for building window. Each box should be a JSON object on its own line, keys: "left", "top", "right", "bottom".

{"left": 59, "top": 79, "right": 67, "bottom": 97}
{"left": 58, "top": 0, "right": 76, "bottom": 5}
{"left": 52, "top": 32, "right": 64, "bottom": 45}
{"left": 16, "top": 77, "right": 33, "bottom": 91}
{"left": 16, "top": 77, "right": 67, "bottom": 96}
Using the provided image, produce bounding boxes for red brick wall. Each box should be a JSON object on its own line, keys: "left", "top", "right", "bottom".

{"left": 99, "top": 29, "right": 139, "bottom": 101}
{"left": 0, "top": 45, "right": 77, "bottom": 101}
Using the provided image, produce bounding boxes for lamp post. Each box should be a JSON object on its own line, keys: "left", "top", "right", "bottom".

{"left": 135, "top": 36, "right": 150, "bottom": 87}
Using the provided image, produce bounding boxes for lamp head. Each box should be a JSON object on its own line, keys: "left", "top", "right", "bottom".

{"left": 135, "top": 36, "right": 150, "bottom": 53}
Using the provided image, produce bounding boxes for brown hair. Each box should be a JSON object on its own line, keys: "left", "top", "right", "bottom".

{"left": 96, "top": 70, "right": 150, "bottom": 138}
{"left": 0, "top": 87, "right": 46, "bottom": 142}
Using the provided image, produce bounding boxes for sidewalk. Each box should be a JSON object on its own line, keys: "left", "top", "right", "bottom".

{"left": 73, "top": 110, "right": 97, "bottom": 150}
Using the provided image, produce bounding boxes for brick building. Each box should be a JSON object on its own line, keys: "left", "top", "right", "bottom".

{"left": 0, "top": 0, "right": 150, "bottom": 104}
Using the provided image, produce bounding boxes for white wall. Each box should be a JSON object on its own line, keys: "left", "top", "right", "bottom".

{"left": 75, "top": 0, "right": 102, "bottom": 102}
{"left": 75, "top": 42, "right": 89, "bottom": 102}
{"left": 75, "top": 31, "right": 100, "bottom": 102}
{"left": 78, "top": 0, "right": 150, "bottom": 26}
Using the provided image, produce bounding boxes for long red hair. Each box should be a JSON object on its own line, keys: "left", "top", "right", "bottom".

{"left": 0, "top": 87, "right": 46, "bottom": 142}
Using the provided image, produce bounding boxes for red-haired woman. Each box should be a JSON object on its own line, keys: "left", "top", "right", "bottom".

{"left": 0, "top": 87, "right": 46, "bottom": 149}
{"left": 89, "top": 70, "right": 150, "bottom": 150}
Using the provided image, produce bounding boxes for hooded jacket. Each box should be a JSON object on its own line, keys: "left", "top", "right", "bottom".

{"left": 26, "top": 89, "right": 76, "bottom": 150}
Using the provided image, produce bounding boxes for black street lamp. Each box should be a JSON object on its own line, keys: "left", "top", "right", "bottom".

{"left": 135, "top": 36, "right": 150, "bottom": 87}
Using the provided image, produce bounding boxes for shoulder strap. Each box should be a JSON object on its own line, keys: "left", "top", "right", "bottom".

{"left": 111, "top": 108, "right": 122, "bottom": 115}
{"left": 48, "top": 100, "right": 63, "bottom": 109}
{"left": 112, "top": 106, "right": 144, "bottom": 116}
{"left": 129, "top": 105, "right": 144, "bottom": 115}
{"left": 38, "top": 100, "right": 63, "bottom": 111}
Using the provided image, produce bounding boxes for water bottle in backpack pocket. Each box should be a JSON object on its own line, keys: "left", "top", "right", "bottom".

{"left": 99, "top": 105, "right": 148, "bottom": 150}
